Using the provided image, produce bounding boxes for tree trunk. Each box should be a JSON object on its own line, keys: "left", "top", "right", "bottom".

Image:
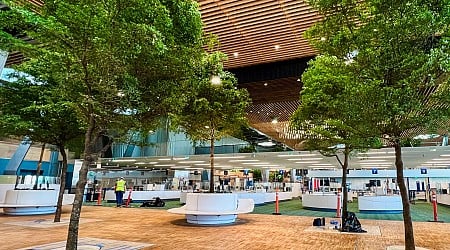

{"left": 341, "top": 147, "right": 349, "bottom": 224}
{"left": 33, "top": 143, "right": 46, "bottom": 190}
{"left": 209, "top": 133, "right": 215, "bottom": 193}
{"left": 66, "top": 115, "right": 95, "bottom": 249}
{"left": 54, "top": 144, "right": 68, "bottom": 223}
{"left": 394, "top": 141, "right": 415, "bottom": 250}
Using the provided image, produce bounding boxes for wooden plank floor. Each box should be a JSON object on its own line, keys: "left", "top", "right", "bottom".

{"left": 1, "top": 205, "right": 449, "bottom": 250}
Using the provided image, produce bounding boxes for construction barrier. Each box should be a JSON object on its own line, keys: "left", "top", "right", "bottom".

{"left": 336, "top": 191, "right": 341, "bottom": 218}
{"left": 432, "top": 190, "right": 438, "bottom": 222}
{"left": 125, "top": 188, "right": 132, "bottom": 207}
{"left": 95, "top": 185, "right": 103, "bottom": 206}
{"left": 272, "top": 186, "right": 281, "bottom": 215}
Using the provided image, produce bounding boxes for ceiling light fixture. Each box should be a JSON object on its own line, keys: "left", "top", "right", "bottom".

{"left": 213, "top": 156, "right": 246, "bottom": 159}
{"left": 111, "top": 159, "right": 136, "bottom": 162}
{"left": 287, "top": 158, "right": 323, "bottom": 161}
{"left": 277, "top": 154, "right": 319, "bottom": 157}
{"left": 178, "top": 161, "right": 205, "bottom": 164}
{"left": 357, "top": 156, "right": 395, "bottom": 159}
{"left": 210, "top": 75, "right": 221, "bottom": 85}
{"left": 229, "top": 160, "right": 260, "bottom": 162}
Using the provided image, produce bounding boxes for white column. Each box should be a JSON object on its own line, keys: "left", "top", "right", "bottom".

{"left": 0, "top": 50, "right": 8, "bottom": 76}
{"left": 291, "top": 169, "right": 297, "bottom": 182}
{"left": 262, "top": 169, "right": 270, "bottom": 182}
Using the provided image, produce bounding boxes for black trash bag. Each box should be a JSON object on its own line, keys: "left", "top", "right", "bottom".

{"left": 140, "top": 197, "right": 165, "bottom": 207}
{"left": 341, "top": 212, "right": 366, "bottom": 233}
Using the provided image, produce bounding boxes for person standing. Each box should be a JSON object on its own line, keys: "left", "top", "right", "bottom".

{"left": 114, "top": 177, "right": 127, "bottom": 207}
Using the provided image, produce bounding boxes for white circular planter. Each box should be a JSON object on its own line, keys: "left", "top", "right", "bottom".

{"left": 168, "top": 193, "right": 254, "bottom": 225}
{"left": 1, "top": 189, "right": 58, "bottom": 215}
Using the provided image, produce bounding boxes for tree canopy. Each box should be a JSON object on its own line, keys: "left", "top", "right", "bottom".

{"left": 173, "top": 51, "right": 251, "bottom": 192}
{"left": 290, "top": 55, "right": 379, "bottom": 220}
{"left": 301, "top": 0, "right": 450, "bottom": 248}
{"left": 0, "top": 0, "right": 207, "bottom": 248}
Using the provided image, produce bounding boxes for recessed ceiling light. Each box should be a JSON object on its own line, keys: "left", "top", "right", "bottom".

{"left": 135, "top": 162, "right": 157, "bottom": 165}
{"left": 274, "top": 45, "right": 280, "bottom": 50}
{"left": 251, "top": 164, "right": 280, "bottom": 167}
{"left": 264, "top": 82, "right": 268, "bottom": 86}
{"left": 214, "top": 156, "right": 246, "bottom": 159}
{"left": 287, "top": 158, "right": 323, "bottom": 161}
{"left": 357, "top": 156, "right": 395, "bottom": 159}
{"left": 359, "top": 162, "right": 392, "bottom": 165}
{"left": 278, "top": 154, "right": 319, "bottom": 157}
{"left": 154, "top": 164, "right": 175, "bottom": 167}
{"left": 229, "top": 160, "right": 260, "bottom": 162}
{"left": 170, "top": 166, "right": 190, "bottom": 169}
{"left": 233, "top": 52, "right": 239, "bottom": 58}
{"left": 358, "top": 160, "right": 388, "bottom": 162}
{"left": 112, "top": 159, "right": 136, "bottom": 162}
{"left": 358, "top": 151, "right": 394, "bottom": 155}
{"left": 172, "top": 157, "right": 189, "bottom": 160}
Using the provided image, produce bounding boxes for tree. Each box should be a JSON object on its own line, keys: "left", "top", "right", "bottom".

{"left": 290, "top": 55, "right": 377, "bottom": 223}
{"left": 303, "top": 0, "right": 450, "bottom": 249}
{"left": 173, "top": 51, "right": 250, "bottom": 193}
{"left": 0, "top": 0, "right": 206, "bottom": 248}
{"left": 0, "top": 66, "right": 84, "bottom": 223}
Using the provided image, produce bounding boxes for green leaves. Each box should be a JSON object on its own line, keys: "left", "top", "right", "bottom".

{"left": 174, "top": 52, "right": 250, "bottom": 143}
{"left": 301, "top": 0, "right": 450, "bottom": 145}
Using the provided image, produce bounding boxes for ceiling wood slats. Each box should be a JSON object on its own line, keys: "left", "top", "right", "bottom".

{"left": 198, "top": 0, "right": 320, "bottom": 69}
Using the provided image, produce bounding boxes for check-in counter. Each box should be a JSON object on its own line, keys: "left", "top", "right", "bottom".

{"left": 180, "top": 191, "right": 295, "bottom": 205}
{"left": 437, "top": 194, "right": 450, "bottom": 206}
{"left": 301, "top": 193, "right": 341, "bottom": 211}
{"left": 358, "top": 195, "right": 402, "bottom": 213}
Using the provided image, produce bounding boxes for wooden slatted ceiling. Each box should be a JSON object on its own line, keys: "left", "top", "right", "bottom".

{"left": 198, "top": 0, "right": 320, "bottom": 69}
{"left": 241, "top": 76, "right": 301, "bottom": 104}
{"left": 6, "top": 0, "right": 319, "bottom": 69}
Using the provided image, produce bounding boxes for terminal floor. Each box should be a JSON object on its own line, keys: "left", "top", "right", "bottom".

{"left": 93, "top": 198, "right": 450, "bottom": 223}
{"left": 251, "top": 199, "right": 450, "bottom": 223}
{"left": 1, "top": 202, "right": 449, "bottom": 250}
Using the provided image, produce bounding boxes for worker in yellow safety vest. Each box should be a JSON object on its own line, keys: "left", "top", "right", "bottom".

{"left": 114, "top": 177, "right": 127, "bottom": 207}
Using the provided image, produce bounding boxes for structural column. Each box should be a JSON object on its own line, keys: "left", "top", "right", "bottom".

{"left": 0, "top": 50, "right": 8, "bottom": 76}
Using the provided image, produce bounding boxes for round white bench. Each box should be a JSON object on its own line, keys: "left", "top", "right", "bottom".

{"left": 0, "top": 190, "right": 58, "bottom": 215}
{"left": 168, "top": 193, "right": 254, "bottom": 225}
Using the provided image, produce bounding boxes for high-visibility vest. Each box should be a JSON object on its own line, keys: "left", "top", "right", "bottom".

{"left": 115, "top": 179, "right": 126, "bottom": 191}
